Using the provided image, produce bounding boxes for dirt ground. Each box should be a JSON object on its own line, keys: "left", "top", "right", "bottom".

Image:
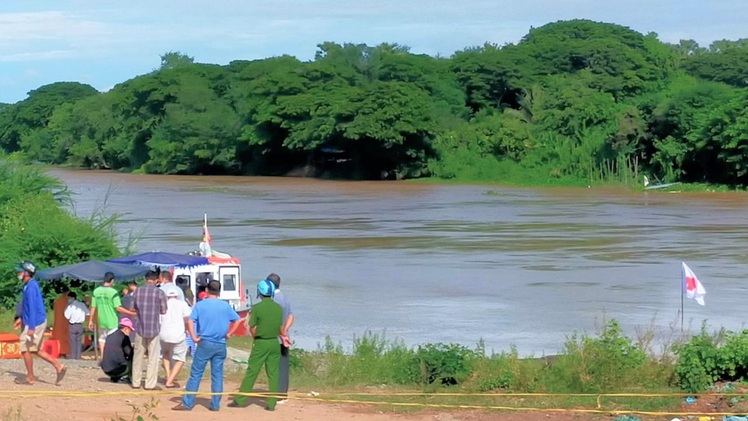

{"left": 2, "top": 357, "right": 735, "bottom": 421}
{"left": 0, "top": 357, "right": 605, "bottom": 421}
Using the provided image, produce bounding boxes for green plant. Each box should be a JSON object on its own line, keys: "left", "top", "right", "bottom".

{"left": 109, "top": 398, "right": 159, "bottom": 421}
{"left": 674, "top": 322, "right": 722, "bottom": 392}
{"left": 716, "top": 330, "right": 748, "bottom": 381}
{"left": 548, "top": 319, "right": 647, "bottom": 392}
{"left": 407, "top": 342, "right": 475, "bottom": 386}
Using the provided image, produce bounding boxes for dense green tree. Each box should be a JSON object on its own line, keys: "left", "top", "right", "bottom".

{"left": 681, "top": 48, "right": 748, "bottom": 87}
{"left": 159, "top": 51, "right": 195, "bottom": 70}
{"left": 2, "top": 20, "right": 748, "bottom": 186}
{"left": 0, "top": 82, "right": 98, "bottom": 152}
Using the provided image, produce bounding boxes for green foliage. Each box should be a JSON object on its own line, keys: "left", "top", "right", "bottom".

{"left": 470, "top": 346, "right": 544, "bottom": 392}
{"left": 407, "top": 343, "right": 475, "bottom": 386}
{"left": 3, "top": 20, "right": 748, "bottom": 185}
{"left": 109, "top": 398, "right": 159, "bottom": 421}
{"left": 0, "top": 82, "right": 98, "bottom": 153}
{"left": 682, "top": 46, "right": 748, "bottom": 87}
{"left": 547, "top": 320, "right": 647, "bottom": 393}
{"left": 0, "top": 162, "right": 120, "bottom": 308}
{"left": 674, "top": 323, "right": 722, "bottom": 392}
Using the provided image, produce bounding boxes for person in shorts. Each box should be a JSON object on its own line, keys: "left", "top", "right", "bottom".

{"left": 14, "top": 260, "right": 67, "bottom": 385}
{"left": 89, "top": 272, "right": 136, "bottom": 356}
{"left": 160, "top": 288, "right": 192, "bottom": 388}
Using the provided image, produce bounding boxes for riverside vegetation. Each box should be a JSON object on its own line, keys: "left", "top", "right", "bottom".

{"left": 1, "top": 20, "right": 748, "bottom": 187}
{"left": 0, "top": 162, "right": 745, "bottom": 410}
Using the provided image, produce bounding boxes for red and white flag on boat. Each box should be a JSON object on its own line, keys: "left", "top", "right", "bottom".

{"left": 682, "top": 262, "right": 706, "bottom": 306}
{"left": 200, "top": 214, "right": 212, "bottom": 257}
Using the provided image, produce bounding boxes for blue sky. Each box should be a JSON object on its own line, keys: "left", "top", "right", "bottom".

{"left": 1, "top": 0, "right": 745, "bottom": 104}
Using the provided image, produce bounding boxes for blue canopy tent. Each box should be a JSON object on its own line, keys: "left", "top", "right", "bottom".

{"left": 107, "top": 252, "right": 208, "bottom": 268}
{"left": 36, "top": 260, "right": 151, "bottom": 282}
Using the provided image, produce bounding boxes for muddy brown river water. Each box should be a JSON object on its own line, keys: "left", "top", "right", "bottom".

{"left": 48, "top": 168, "right": 748, "bottom": 356}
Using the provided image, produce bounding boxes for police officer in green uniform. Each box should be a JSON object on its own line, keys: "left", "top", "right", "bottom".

{"left": 230, "top": 279, "right": 283, "bottom": 411}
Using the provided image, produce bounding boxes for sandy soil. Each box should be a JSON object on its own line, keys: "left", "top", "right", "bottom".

{"left": 0, "top": 356, "right": 678, "bottom": 421}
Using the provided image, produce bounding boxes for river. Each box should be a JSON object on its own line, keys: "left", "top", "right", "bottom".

{"left": 47, "top": 168, "right": 748, "bottom": 356}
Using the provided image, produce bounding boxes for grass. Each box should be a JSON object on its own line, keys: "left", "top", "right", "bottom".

{"left": 0, "top": 309, "right": 742, "bottom": 417}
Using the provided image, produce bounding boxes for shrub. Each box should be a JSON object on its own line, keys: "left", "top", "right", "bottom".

{"left": 470, "top": 346, "right": 544, "bottom": 392}
{"left": 717, "top": 329, "right": 748, "bottom": 381}
{"left": 548, "top": 319, "right": 647, "bottom": 392}
{"left": 0, "top": 162, "right": 120, "bottom": 308}
{"left": 407, "top": 342, "right": 475, "bottom": 386}
{"left": 674, "top": 323, "right": 722, "bottom": 392}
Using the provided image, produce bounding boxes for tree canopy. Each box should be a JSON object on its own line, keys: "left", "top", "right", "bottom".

{"left": 2, "top": 20, "right": 747, "bottom": 185}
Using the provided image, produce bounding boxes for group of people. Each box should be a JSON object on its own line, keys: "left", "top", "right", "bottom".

{"left": 13, "top": 259, "right": 296, "bottom": 412}
{"left": 173, "top": 272, "right": 294, "bottom": 412}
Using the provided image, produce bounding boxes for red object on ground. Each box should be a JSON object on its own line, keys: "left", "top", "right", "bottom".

{"left": 41, "top": 339, "right": 60, "bottom": 359}
{"left": 0, "top": 332, "right": 21, "bottom": 359}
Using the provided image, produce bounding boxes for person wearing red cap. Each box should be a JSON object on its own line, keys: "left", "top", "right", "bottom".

{"left": 101, "top": 318, "right": 136, "bottom": 383}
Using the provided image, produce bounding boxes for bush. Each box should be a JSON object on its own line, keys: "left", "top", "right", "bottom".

{"left": 0, "top": 162, "right": 121, "bottom": 308}
{"left": 547, "top": 320, "right": 647, "bottom": 392}
{"left": 674, "top": 323, "right": 722, "bottom": 392}
{"left": 469, "top": 346, "right": 545, "bottom": 392}
{"left": 407, "top": 342, "right": 475, "bottom": 386}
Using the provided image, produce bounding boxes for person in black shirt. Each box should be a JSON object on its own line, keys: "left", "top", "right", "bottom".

{"left": 101, "top": 318, "right": 135, "bottom": 383}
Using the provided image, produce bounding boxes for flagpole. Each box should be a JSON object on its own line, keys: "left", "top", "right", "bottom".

{"left": 680, "top": 280, "right": 684, "bottom": 334}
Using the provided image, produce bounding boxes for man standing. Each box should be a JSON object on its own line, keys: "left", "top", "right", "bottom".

{"left": 230, "top": 279, "right": 283, "bottom": 411}
{"left": 14, "top": 260, "right": 67, "bottom": 385}
{"left": 159, "top": 270, "right": 185, "bottom": 301}
{"left": 89, "top": 272, "right": 135, "bottom": 356}
{"left": 160, "top": 289, "right": 191, "bottom": 388}
{"left": 101, "top": 318, "right": 135, "bottom": 383}
{"left": 267, "top": 273, "right": 294, "bottom": 403}
{"left": 121, "top": 280, "right": 138, "bottom": 341}
{"left": 131, "top": 270, "right": 168, "bottom": 390}
{"left": 63, "top": 292, "right": 90, "bottom": 360}
{"left": 173, "top": 280, "right": 239, "bottom": 412}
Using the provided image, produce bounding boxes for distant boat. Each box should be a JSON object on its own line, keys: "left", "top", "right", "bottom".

{"left": 644, "top": 175, "right": 681, "bottom": 190}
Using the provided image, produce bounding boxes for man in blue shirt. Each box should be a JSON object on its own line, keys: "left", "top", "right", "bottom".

{"left": 173, "top": 280, "right": 239, "bottom": 412}
{"left": 14, "top": 260, "right": 67, "bottom": 385}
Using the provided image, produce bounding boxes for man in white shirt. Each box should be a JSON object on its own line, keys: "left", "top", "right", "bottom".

{"left": 160, "top": 289, "right": 191, "bottom": 388}
{"left": 159, "top": 270, "right": 185, "bottom": 302}
{"left": 63, "top": 292, "right": 90, "bottom": 360}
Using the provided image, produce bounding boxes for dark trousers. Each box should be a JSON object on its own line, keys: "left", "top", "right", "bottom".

{"left": 68, "top": 323, "right": 84, "bottom": 360}
{"left": 106, "top": 364, "right": 131, "bottom": 381}
{"left": 279, "top": 344, "right": 290, "bottom": 395}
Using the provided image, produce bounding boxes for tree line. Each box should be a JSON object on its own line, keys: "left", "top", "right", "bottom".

{"left": 1, "top": 19, "right": 747, "bottom": 185}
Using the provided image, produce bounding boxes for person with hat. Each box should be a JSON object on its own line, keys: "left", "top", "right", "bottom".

{"left": 160, "top": 288, "right": 192, "bottom": 388}
{"left": 267, "top": 273, "right": 294, "bottom": 403}
{"left": 173, "top": 280, "right": 240, "bottom": 412}
{"left": 14, "top": 260, "right": 67, "bottom": 385}
{"left": 101, "top": 318, "right": 135, "bottom": 383}
{"left": 89, "top": 272, "right": 136, "bottom": 357}
{"left": 229, "top": 279, "right": 284, "bottom": 411}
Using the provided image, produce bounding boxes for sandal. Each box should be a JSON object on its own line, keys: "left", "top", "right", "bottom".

{"left": 165, "top": 382, "right": 181, "bottom": 389}
{"left": 14, "top": 377, "right": 34, "bottom": 385}
{"left": 55, "top": 366, "right": 67, "bottom": 385}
